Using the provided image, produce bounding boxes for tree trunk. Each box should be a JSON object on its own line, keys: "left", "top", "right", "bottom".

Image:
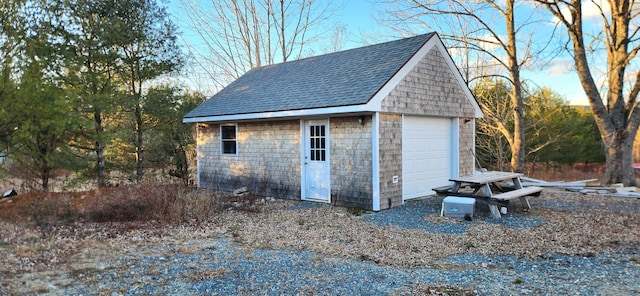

{"left": 510, "top": 86, "right": 525, "bottom": 173}
{"left": 135, "top": 104, "right": 144, "bottom": 182}
{"left": 177, "top": 145, "right": 189, "bottom": 186}
{"left": 536, "top": 0, "right": 639, "bottom": 186}
{"left": 506, "top": 0, "right": 525, "bottom": 173}
{"left": 602, "top": 131, "right": 636, "bottom": 185}
{"left": 41, "top": 166, "right": 49, "bottom": 192}
{"left": 280, "top": 0, "right": 286, "bottom": 62}
{"left": 94, "top": 110, "right": 106, "bottom": 187}
{"left": 95, "top": 141, "right": 106, "bottom": 187}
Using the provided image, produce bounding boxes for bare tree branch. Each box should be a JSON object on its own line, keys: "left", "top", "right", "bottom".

{"left": 180, "top": 0, "right": 337, "bottom": 90}
{"left": 380, "top": 0, "right": 554, "bottom": 172}
{"left": 535, "top": 0, "right": 640, "bottom": 185}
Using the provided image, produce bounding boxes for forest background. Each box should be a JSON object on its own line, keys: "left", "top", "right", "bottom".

{"left": 1, "top": 0, "right": 638, "bottom": 192}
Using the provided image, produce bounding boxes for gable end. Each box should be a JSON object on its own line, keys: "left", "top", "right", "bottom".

{"left": 380, "top": 46, "right": 478, "bottom": 117}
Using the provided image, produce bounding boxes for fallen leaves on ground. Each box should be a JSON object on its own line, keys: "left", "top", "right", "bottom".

{"left": 0, "top": 190, "right": 638, "bottom": 294}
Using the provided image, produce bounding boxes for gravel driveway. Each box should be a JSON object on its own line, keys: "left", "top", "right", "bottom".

{"left": 2, "top": 191, "right": 639, "bottom": 295}
{"left": 54, "top": 238, "right": 638, "bottom": 295}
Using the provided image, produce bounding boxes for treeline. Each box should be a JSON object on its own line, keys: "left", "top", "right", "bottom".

{"left": 473, "top": 79, "right": 605, "bottom": 170}
{"left": 0, "top": 0, "right": 203, "bottom": 190}
{"left": 0, "top": 0, "right": 618, "bottom": 192}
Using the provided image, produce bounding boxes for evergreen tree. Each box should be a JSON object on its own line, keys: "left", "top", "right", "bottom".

{"left": 111, "top": 0, "right": 183, "bottom": 182}
{"left": 51, "top": 0, "right": 124, "bottom": 187}
{"left": 145, "top": 86, "right": 204, "bottom": 185}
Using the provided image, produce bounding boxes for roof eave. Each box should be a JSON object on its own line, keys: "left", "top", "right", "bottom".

{"left": 182, "top": 104, "right": 379, "bottom": 123}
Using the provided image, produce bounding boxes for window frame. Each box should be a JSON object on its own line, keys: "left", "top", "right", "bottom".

{"left": 309, "top": 124, "right": 326, "bottom": 162}
{"left": 220, "top": 124, "right": 238, "bottom": 155}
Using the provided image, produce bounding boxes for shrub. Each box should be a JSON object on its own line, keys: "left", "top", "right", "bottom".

{"left": 80, "top": 183, "right": 265, "bottom": 224}
{"left": 1, "top": 183, "right": 268, "bottom": 226}
{"left": 16, "top": 192, "right": 77, "bottom": 225}
{"left": 83, "top": 184, "right": 187, "bottom": 223}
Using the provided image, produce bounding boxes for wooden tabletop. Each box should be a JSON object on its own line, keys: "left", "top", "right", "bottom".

{"left": 449, "top": 171, "right": 523, "bottom": 184}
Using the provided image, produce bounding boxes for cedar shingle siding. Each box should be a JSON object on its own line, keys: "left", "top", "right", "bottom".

{"left": 381, "top": 48, "right": 476, "bottom": 118}
{"left": 377, "top": 46, "right": 479, "bottom": 206}
{"left": 378, "top": 114, "right": 403, "bottom": 210}
{"left": 329, "top": 116, "right": 373, "bottom": 209}
{"left": 187, "top": 32, "right": 482, "bottom": 210}
{"left": 197, "top": 121, "right": 301, "bottom": 199}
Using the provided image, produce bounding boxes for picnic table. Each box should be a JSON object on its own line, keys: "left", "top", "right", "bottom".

{"left": 443, "top": 171, "right": 543, "bottom": 218}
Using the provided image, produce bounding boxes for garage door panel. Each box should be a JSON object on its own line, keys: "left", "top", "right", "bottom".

{"left": 402, "top": 116, "right": 452, "bottom": 200}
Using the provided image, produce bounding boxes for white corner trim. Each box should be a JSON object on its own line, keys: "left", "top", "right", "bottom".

{"left": 400, "top": 113, "right": 405, "bottom": 205}
{"left": 196, "top": 125, "right": 201, "bottom": 187}
{"left": 299, "top": 120, "right": 306, "bottom": 200}
{"left": 451, "top": 118, "right": 460, "bottom": 178}
{"left": 371, "top": 113, "right": 380, "bottom": 211}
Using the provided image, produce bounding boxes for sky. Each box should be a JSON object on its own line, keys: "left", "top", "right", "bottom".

{"left": 167, "top": 0, "right": 590, "bottom": 106}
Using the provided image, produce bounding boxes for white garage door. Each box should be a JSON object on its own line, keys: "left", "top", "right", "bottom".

{"left": 402, "top": 116, "right": 453, "bottom": 200}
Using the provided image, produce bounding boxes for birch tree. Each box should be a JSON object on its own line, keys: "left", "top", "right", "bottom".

{"left": 474, "top": 78, "right": 571, "bottom": 167}
{"left": 536, "top": 0, "right": 640, "bottom": 185}
{"left": 473, "top": 79, "right": 513, "bottom": 169}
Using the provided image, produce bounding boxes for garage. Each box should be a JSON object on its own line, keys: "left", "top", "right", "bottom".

{"left": 185, "top": 32, "right": 483, "bottom": 211}
{"left": 402, "top": 116, "right": 455, "bottom": 200}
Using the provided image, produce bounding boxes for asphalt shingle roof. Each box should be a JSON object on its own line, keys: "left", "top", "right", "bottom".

{"left": 184, "top": 33, "right": 436, "bottom": 119}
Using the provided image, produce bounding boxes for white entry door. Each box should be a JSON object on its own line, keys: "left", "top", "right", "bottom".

{"left": 302, "top": 119, "right": 331, "bottom": 202}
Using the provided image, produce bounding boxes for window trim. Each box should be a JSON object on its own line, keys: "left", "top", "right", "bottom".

{"left": 309, "top": 124, "right": 327, "bottom": 162}
{"left": 220, "top": 124, "right": 238, "bottom": 155}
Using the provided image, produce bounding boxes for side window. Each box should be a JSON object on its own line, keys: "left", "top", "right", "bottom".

{"left": 221, "top": 125, "right": 237, "bottom": 155}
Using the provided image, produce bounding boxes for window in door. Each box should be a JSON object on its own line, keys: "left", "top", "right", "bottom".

{"left": 309, "top": 125, "right": 326, "bottom": 161}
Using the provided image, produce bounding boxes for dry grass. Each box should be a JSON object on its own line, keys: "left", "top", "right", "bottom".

{"left": 230, "top": 193, "right": 639, "bottom": 268}
{"left": 0, "top": 183, "right": 263, "bottom": 225}
{"left": 523, "top": 163, "right": 605, "bottom": 182}
{"left": 0, "top": 183, "right": 638, "bottom": 294}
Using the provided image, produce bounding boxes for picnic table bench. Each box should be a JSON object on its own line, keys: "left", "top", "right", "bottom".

{"left": 439, "top": 171, "right": 543, "bottom": 218}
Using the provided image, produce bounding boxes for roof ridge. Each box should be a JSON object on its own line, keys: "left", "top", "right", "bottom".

{"left": 250, "top": 32, "right": 436, "bottom": 70}
{"left": 184, "top": 32, "right": 439, "bottom": 120}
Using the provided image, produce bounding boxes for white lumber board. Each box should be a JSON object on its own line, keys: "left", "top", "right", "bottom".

{"left": 491, "top": 186, "right": 544, "bottom": 201}
{"left": 521, "top": 181, "right": 589, "bottom": 187}
{"left": 519, "top": 177, "right": 598, "bottom": 188}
